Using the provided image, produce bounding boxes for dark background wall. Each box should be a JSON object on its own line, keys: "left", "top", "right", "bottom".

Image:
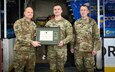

{"left": 33, "top": 0, "right": 69, "bottom": 19}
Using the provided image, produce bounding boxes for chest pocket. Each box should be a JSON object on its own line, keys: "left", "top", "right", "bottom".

{"left": 59, "top": 24, "right": 66, "bottom": 31}
{"left": 58, "top": 21, "right": 66, "bottom": 31}
{"left": 76, "top": 22, "right": 93, "bottom": 37}
{"left": 84, "top": 24, "right": 92, "bottom": 35}
{"left": 20, "top": 20, "right": 35, "bottom": 36}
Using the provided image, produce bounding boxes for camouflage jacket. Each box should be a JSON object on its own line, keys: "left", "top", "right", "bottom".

{"left": 45, "top": 17, "right": 73, "bottom": 48}
{"left": 72, "top": 17, "right": 101, "bottom": 52}
{"left": 13, "top": 17, "right": 36, "bottom": 51}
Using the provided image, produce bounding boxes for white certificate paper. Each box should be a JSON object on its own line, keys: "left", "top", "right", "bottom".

{"left": 40, "top": 31, "right": 53, "bottom": 41}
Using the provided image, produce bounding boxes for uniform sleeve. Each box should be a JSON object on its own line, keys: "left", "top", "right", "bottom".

{"left": 45, "top": 21, "right": 50, "bottom": 27}
{"left": 70, "top": 34, "right": 75, "bottom": 48}
{"left": 70, "top": 22, "right": 77, "bottom": 49}
{"left": 33, "top": 22, "right": 37, "bottom": 38}
{"left": 93, "top": 21, "right": 101, "bottom": 51}
{"left": 63, "top": 21, "right": 73, "bottom": 45}
{"left": 13, "top": 20, "right": 33, "bottom": 46}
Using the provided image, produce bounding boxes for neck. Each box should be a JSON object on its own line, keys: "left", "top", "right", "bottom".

{"left": 55, "top": 15, "right": 62, "bottom": 21}
{"left": 82, "top": 16, "right": 88, "bottom": 20}
{"left": 24, "top": 17, "right": 31, "bottom": 22}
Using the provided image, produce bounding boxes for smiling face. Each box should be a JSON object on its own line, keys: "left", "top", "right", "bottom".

{"left": 80, "top": 6, "right": 89, "bottom": 17}
{"left": 53, "top": 5, "right": 63, "bottom": 16}
{"left": 24, "top": 7, "right": 33, "bottom": 20}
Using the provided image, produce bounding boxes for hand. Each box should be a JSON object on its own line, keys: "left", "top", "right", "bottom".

{"left": 31, "top": 41, "right": 41, "bottom": 47}
{"left": 58, "top": 41, "right": 64, "bottom": 47}
{"left": 70, "top": 48, "right": 74, "bottom": 53}
{"left": 92, "top": 50, "right": 97, "bottom": 56}
{"left": 32, "top": 33, "right": 36, "bottom": 37}
{"left": 42, "top": 55, "right": 46, "bottom": 60}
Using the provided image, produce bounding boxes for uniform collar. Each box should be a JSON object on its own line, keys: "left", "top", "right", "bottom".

{"left": 53, "top": 17, "right": 64, "bottom": 22}
{"left": 81, "top": 17, "right": 90, "bottom": 23}
{"left": 23, "top": 17, "right": 31, "bottom": 22}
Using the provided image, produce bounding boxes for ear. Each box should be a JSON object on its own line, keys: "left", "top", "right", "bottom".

{"left": 24, "top": 11, "right": 26, "bottom": 16}
{"left": 88, "top": 10, "right": 90, "bottom": 14}
{"left": 61, "top": 10, "right": 63, "bottom": 13}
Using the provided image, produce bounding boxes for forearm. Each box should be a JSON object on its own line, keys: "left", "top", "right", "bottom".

{"left": 63, "top": 34, "right": 72, "bottom": 45}
{"left": 16, "top": 35, "right": 33, "bottom": 46}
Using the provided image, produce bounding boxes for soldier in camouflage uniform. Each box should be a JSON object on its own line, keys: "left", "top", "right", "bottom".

{"left": 13, "top": 7, "right": 41, "bottom": 72}
{"left": 45, "top": 5, "right": 73, "bottom": 72}
{"left": 71, "top": 5, "right": 101, "bottom": 72}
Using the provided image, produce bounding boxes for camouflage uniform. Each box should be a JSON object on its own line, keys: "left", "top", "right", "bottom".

{"left": 72, "top": 17, "right": 101, "bottom": 72}
{"left": 13, "top": 17, "right": 36, "bottom": 72}
{"left": 45, "top": 18, "right": 73, "bottom": 72}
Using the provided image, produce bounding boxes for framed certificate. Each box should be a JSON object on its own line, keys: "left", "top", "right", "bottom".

{"left": 36, "top": 27, "right": 60, "bottom": 45}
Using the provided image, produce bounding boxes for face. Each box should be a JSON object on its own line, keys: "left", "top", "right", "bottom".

{"left": 24, "top": 7, "right": 33, "bottom": 19}
{"left": 53, "top": 5, "right": 63, "bottom": 16}
{"left": 80, "top": 6, "right": 89, "bottom": 17}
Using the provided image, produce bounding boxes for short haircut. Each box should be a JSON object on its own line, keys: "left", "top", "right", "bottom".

{"left": 53, "top": 3, "right": 63, "bottom": 10}
{"left": 24, "top": 7, "right": 33, "bottom": 12}
{"left": 80, "top": 5, "right": 89, "bottom": 10}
